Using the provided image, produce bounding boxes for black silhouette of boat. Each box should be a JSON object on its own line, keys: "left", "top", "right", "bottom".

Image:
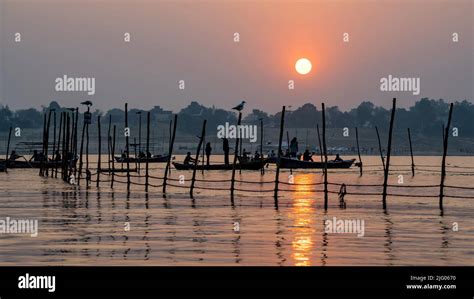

{"left": 173, "top": 159, "right": 267, "bottom": 171}
{"left": 278, "top": 157, "right": 356, "bottom": 169}
{"left": 114, "top": 155, "right": 169, "bottom": 163}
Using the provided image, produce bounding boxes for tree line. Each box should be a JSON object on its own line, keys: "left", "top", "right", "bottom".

{"left": 0, "top": 98, "right": 473, "bottom": 138}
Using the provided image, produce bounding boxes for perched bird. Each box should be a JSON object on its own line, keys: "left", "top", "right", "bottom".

{"left": 232, "top": 101, "right": 246, "bottom": 112}
{"left": 80, "top": 100, "right": 93, "bottom": 106}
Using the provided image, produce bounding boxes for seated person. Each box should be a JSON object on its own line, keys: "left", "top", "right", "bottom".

{"left": 254, "top": 151, "right": 260, "bottom": 160}
{"left": 9, "top": 150, "right": 22, "bottom": 161}
{"left": 303, "top": 149, "right": 313, "bottom": 162}
{"left": 146, "top": 151, "right": 152, "bottom": 158}
{"left": 54, "top": 150, "right": 62, "bottom": 161}
{"left": 284, "top": 149, "right": 291, "bottom": 158}
{"left": 183, "top": 152, "right": 197, "bottom": 165}
{"left": 30, "top": 150, "right": 41, "bottom": 162}
{"left": 138, "top": 151, "right": 146, "bottom": 159}
{"left": 334, "top": 154, "right": 344, "bottom": 162}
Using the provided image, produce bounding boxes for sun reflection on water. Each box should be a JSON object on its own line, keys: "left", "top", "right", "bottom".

{"left": 290, "top": 174, "right": 316, "bottom": 266}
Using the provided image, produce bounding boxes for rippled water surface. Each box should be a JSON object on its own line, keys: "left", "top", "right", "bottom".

{"left": 0, "top": 156, "right": 473, "bottom": 266}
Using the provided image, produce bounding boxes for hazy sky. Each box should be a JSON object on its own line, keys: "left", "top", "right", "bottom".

{"left": 1, "top": 0, "right": 472, "bottom": 113}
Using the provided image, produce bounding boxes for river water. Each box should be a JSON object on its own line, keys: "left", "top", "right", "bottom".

{"left": 0, "top": 155, "right": 472, "bottom": 266}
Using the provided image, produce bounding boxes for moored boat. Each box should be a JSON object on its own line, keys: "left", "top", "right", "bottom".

{"left": 0, "top": 158, "right": 78, "bottom": 169}
{"left": 278, "top": 157, "right": 356, "bottom": 169}
{"left": 114, "top": 155, "right": 169, "bottom": 163}
{"left": 173, "top": 159, "right": 268, "bottom": 171}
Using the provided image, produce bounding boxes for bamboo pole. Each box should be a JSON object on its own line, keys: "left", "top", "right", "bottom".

{"left": 78, "top": 110, "right": 87, "bottom": 186}
{"left": 273, "top": 106, "right": 286, "bottom": 203}
{"left": 137, "top": 111, "right": 142, "bottom": 174}
{"left": 55, "top": 112, "right": 63, "bottom": 178}
{"left": 73, "top": 107, "right": 79, "bottom": 178}
{"left": 190, "top": 120, "right": 206, "bottom": 198}
{"left": 145, "top": 112, "right": 150, "bottom": 192}
{"left": 355, "top": 127, "right": 363, "bottom": 176}
{"left": 163, "top": 114, "right": 178, "bottom": 194}
{"left": 85, "top": 111, "right": 90, "bottom": 185}
{"left": 64, "top": 114, "right": 70, "bottom": 182}
{"left": 439, "top": 103, "right": 454, "bottom": 210}
{"left": 39, "top": 113, "right": 47, "bottom": 176}
{"left": 44, "top": 109, "right": 52, "bottom": 177}
{"left": 322, "top": 103, "right": 328, "bottom": 209}
{"left": 96, "top": 115, "right": 101, "bottom": 187}
{"left": 230, "top": 113, "right": 243, "bottom": 199}
{"left": 111, "top": 125, "right": 116, "bottom": 188}
{"left": 316, "top": 124, "right": 323, "bottom": 163}
{"left": 5, "top": 126, "right": 12, "bottom": 168}
{"left": 107, "top": 114, "right": 112, "bottom": 173}
{"left": 382, "top": 98, "right": 397, "bottom": 209}
{"left": 51, "top": 111, "right": 57, "bottom": 177}
{"left": 125, "top": 103, "right": 131, "bottom": 191}
{"left": 407, "top": 128, "right": 415, "bottom": 176}
{"left": 375, "top": 126, "right": 385, "bottom": 170}
{"left": 260, "top": 118, "right": 264, "bottom": 175}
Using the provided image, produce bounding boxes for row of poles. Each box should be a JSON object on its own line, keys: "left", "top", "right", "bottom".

{"left": 32, "top": 98, "right": 454, "bottom": 210}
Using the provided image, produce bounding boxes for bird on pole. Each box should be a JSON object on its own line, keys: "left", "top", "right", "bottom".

{"left": 232, "top": 100, "right": 246, "bottom": 112}
{"left": 80, "top": 100, "right": 93, "bottom": 107}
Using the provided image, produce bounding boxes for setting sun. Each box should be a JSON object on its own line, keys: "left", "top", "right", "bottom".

{"left": 295, "top": 58, "right": 312, "bottom": 75}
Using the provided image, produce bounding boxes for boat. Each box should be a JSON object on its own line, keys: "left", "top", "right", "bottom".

{"left": 0, "top": 158, "right": 78, "bottom": 169}
{"left": 0, "top": 162, "right": 6, "bottom": 172}
{"left": 278, "top": 157, "right": 356, "bottom": 169}
{"left": 173, "top": 159, "right": 268, "bottom": 171}
{"left": 114, "top": 155, "right": 170, "bottom": 163}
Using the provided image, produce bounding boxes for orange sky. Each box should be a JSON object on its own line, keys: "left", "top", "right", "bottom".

{"left": 1, "top": 0, "right": 472, "bottom": 113}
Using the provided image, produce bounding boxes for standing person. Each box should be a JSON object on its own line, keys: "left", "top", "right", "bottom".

{"left": 222, "top": 138, "right": 230, "bottom": 165}
{"left": 205, "top": 142, "right": 212, "bottom": 166}
{"left": 290, "top": 137, "right": 298, "bottom": 158}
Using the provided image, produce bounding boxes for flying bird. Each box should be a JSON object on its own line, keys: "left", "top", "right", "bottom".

{"left": 80, "top": 100, "right": 93, "bottom": 106}
{"left": 232, "top": 101, "right": 246, "bottom": 112}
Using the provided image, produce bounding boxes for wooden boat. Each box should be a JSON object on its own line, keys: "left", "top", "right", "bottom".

{"left": 114, "top": 155, "right": 169, "bottom": 163}
{"left": 0, "top": 162, "right": 6, "bottom": 172}
{"left": 0, "top": 158, "right": 78, "bottom": 169}
{"left": 173, "top": 159, "right": 268, "bottom": 171}
{"left": 278, "top": 157, "right": 356, "bottom": 169}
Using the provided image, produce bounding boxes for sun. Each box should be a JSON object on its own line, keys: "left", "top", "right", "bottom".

{"left": 295, "top": 58, "right": 312, "bottom": 75}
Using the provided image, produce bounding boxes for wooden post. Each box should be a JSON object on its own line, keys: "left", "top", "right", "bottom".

{"left": 163, "top": 114, "right": 178, "bottom": 194}
{"left": 39, "top": 113, "right": 47, "bottom": 176}
{"left": 407, "top": 128, "right": 415, "bottom": 176}
{"left": 125, "top": 103, "right": 131, "bottom": 191}
{"left": 55, "top": 112, "right": 63, "bottom": 178}
{"left": 5, "top": 126, "right": 12, "bottom": 167}
{"left": 439, "top": 103, "right": 454, "bottom": 210}
{"left": 355, "top": 127, "right": 363, "bottom": 176}
{"left": 230, "top": 113, "right": 243, "bottom": 198}
{"left": 44, "top": 110, "right": 52, "bottom": 176}
{"left": 145, "top": 112, "right": 150, "bottom": 192}
{"left": 96, "top": 115, "right": 101, "bottom": 187}
{"left": 51, "top": 111, "right": 57, "bottom": 177}
{"left": 322, "top": 103, "right": 329, "bottom": 209}
{"left": 111, "top": 125, "right": 116, "bottom": 188}
{"left": 73, "top": 107, "right": 79, "bottom": 178}
{"left": 190, "top": 120, "right": 206, "bottom": 198}
{"left": 137, "top": 111, "right": 142, "bottom": 174}
{"left": 375, "top": 126, "right": 385, "bottom": 170}
{"left": 107, "top": 114, "right": 112, "bottom": 173}
{"left": 78, "top": 110, "right": 87, "bottom": 186}
{"left": 316, "top": 124, "right": 323, "bottom": 163}
{"left": 260, "top": 118, "right": 264, "bottom": 175}
{"left": 273, "top": 106, "right": 286, "bottom": 202}
{"left": 85, "top": 111, "right": 90, "bottom": 185}
{"left": 382, "top": 98, "right": 397, "bottom": 209}
{"left": 64, "top": 114, "right": 70, "bottom": 182}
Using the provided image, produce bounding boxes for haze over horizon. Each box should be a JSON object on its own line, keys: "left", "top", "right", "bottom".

{"left": 1, "top": 0, "right": 472, "bottom": 113}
